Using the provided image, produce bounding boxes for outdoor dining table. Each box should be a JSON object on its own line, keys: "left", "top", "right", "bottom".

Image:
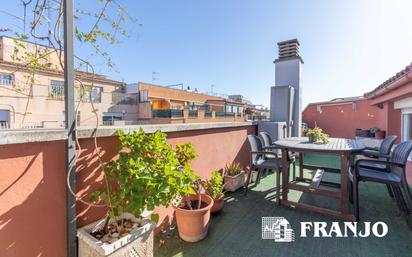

{"left": 274, "top": 137, "right": 365, "bottom": 221}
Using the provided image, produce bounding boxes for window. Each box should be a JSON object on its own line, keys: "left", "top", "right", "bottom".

{"left": 102, "top": 112, "right": 123, "bottom": 125}
{"left": 49, "top": 80, "right": 64, "bottom": 100}
{"left": 225, "top": 105, "right": 233, "bottom": 113}
{"left": 82, "top": 86, "right": 102, "bottom": 103}
{"left": 0, "top": 73, "right": 14, "bottom": 86}
{"left": 402, "top": 109, "right": 412, "bottom": 141}
{"left": 0, "top": 110, "right": 10, "bottom": 129}
{"left": 139, "top": 90, "right": 148, "bottom": 102}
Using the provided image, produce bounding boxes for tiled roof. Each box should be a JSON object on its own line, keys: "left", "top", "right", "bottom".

{"left": 306, "top": 96, "right": 364, "bottom": 106}
{"left": 364, "top": 61, "right": 412, "bottom": 98}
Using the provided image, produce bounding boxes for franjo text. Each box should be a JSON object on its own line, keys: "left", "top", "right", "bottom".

{"left": 300, "top": 222, "right": 388, "bottom": 238}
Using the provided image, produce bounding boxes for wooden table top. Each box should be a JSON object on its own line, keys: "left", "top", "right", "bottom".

{"left": 274, "top": 137, "right": 365, "bottom": 153}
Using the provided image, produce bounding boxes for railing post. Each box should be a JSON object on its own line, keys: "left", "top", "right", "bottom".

{"left": 63, "top": 0, "right": 77, "bottom": 256}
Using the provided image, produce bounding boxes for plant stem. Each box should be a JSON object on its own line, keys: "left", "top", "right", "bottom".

{"left": 103, "top": 216, "right": 110, "bottom": 234}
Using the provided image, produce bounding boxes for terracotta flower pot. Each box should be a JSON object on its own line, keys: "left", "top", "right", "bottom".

{"left": 210, "top": 197, "right": 224, "bottom": 214}
{"left": 375, "top": 130, "right": 386, "bottom": 139}
{"left": 174, "top": 194, "right": 214, "bottom": 242}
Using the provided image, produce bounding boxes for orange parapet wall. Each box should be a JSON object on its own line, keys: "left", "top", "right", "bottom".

{"left": 0, "top": 124, "right": 256, "bottom": 257}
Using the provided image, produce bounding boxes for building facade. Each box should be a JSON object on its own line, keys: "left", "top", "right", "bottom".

{"left": 303, "top": 61, "right": 412, "bottom": 142}
{"left": 0, "top": 36, "right": 138, "bottom": 129}
{"left": 128, "top": 82, "right": 246, "bottom": 124}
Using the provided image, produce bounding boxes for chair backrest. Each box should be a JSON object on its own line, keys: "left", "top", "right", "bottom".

{"left": 390, "top": 141, "right": 412, "bottom": 164}
{"left": 259, "top": 132, "right": 272, "bottom": 147}
{"left": 389, "top": 141, "right": 412, "bottom": 178}
{"left": 379, "top": 135, "right": 398, "bottom": 155}
{"left": 247, "top": 135, "right": 263, "bottom": 165}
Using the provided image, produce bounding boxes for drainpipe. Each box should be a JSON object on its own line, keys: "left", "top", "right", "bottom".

{"left": 63, "top": 0, "right": 77, "bottom": 256}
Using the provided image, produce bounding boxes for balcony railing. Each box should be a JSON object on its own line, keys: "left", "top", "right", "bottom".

{"left": 0, "top": 79, "right": 14, "bottom": 86}
{"left": 188, "top": 110, "right": 198, "bottom": 118}
{"left": 49, "top": 85, "right": 65, "bottom": 100}
{"left": 0, "top": 122, "right": 10, "bottom": 129}
{"left": 152, "top": 109, "right": 184, "bottom": 118}
{"left": 216, "top": 112, "right": 236, "bottom": 118}
{"left": 22, "top": 122, "right": 43, "bottom": 129}
{"left": 204, "top": 111, "right": 212, "bottom": 118}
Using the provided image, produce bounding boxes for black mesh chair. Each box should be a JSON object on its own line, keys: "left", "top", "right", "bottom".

{"left": 349, "top": 140, "right": 412, "bottom": 221}
{"left": 245, "top": 135, "right": 283, "bottom": 205}
{"left": 259, "top": 131, "right": 297, "bottom": 180}
{"left": 356, "top": 135, "right": 398, "bottom": 197}
{"left": 360, "top": 135, "right": 397, "bottom": 162}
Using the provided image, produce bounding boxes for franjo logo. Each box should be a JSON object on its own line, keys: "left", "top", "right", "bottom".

{"left": 301, "top": 221, "right": 388, "bottom": 238}
{"left": 262, "top": 217, "right": 295, "bottom": 242}
{"left": 262, "top": 217, "right": 388, "bottom": 242}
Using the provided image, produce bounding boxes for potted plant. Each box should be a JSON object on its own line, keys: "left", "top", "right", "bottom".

{"left": 77, "top": 129, "right": 199, "bottom": 257}
{"left": 204, "top": 170, "right": 225, "bottom": 213}
{"left": 306, "top": 126, "right": 330, "bottom": 144}
{"left": 174, "top": 185, "right": 214, "bottom": 242}
{"left": 223, "top": 162, "right": 246, "bottom": 192}
{"left": 173, "top": 144, "right": 215, "bottom": 242}
{"left": 370, "top": 127, "right": 386, "bottom": 139}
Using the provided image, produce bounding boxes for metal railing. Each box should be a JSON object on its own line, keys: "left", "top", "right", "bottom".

{"left": 215, "top": 112, "right": 236, "bottom": 118}
{"left": 204, "top": 111, "right": 212, "bottom": 118}
{"left": 0, "top": 122, "right": 10, "bottom": 129}
{"left": 22, "top": 122, "right": 43, "bottom": 129}
{"left": 152, "top": 109, "right": 184, "bottom": 118}
{"left": 188, "top": 110, "right": 198, "bottom": 118}
{"left": 102, "top": 120, "right": 114, "bottom": 126}
{"left": 0, "top": 79, "right": 14, "bottom": 86}
{"left": 49, "top": 85, "right": 65, "bottom": 100}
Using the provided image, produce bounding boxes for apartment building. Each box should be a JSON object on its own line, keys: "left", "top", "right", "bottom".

{"left": 128, "top": 82, "right": 246, "bottom": 123}
{"left": 0, "top": 36, "right": 138, "bottom": 129}
{"left": 0, "top": 36, "right": 260, "bottom": 128}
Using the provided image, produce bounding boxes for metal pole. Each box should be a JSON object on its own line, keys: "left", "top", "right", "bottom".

{"left": 63, "top": 0, "right": 77, "bottom": 256}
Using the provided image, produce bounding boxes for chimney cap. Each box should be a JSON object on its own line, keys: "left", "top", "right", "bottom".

{"left": 274, "top": 38, "right": 303, "bottom": 63}
{"left": 277, "top": 38, "right": 300, "bottom": 46}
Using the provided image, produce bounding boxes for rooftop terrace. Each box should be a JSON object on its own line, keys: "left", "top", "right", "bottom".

{"left": 155, "top": 154, "right": 412, "bottom": 257}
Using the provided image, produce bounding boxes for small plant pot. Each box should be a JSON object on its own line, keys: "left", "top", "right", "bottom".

{"left": 224, "top": 171, "right": 246, "bottom": 192}
{"left": 308, "top": 136, "right": 315, "bottom": 143}
{"left": 210, "top": 197, "right": 224, "bottom": 214}
{"left": 174, "top": 194, "right": 214, "bottom": 242}
{"left": 77, "top": 213, "right": 155, "bottom": 257}
{"left": 375, "top": 130, "right": 386, "bottom": 139}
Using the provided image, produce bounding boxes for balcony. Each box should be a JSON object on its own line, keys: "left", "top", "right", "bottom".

{"left": 0, "top": 78, "right": 14, "bottom": 86}
{"left": 48, "top": 84, "right": 65, "bottom": 100}
{"left": 216, "top": 111, "right": 236, "bottom": 118}
{"left": 149, "top": 109, "right": 245, "bottom": 123}
{"left": 188, "top": 110, "right": 198, "bottom": 118}
{"left": 152, "top": 109, "right": 184, "bottom": 118}
{"left": 0, "top": 121, "right": 10, "bottom": 129}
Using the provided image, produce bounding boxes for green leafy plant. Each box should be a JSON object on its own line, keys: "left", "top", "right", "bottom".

{"left": 91, "top": 128, "right": 199, "bottom": 232}
{"left": 224, "top": 162, "right": 243, "bottom": 176}
{"left": 203, "top": 171, "right": 225, "bottom": 200}
{"left": 306, "top": 126, "right": 330, "bottom": 144}
{"left": 370, "top": 127, "right": 380, "bottom": 134}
